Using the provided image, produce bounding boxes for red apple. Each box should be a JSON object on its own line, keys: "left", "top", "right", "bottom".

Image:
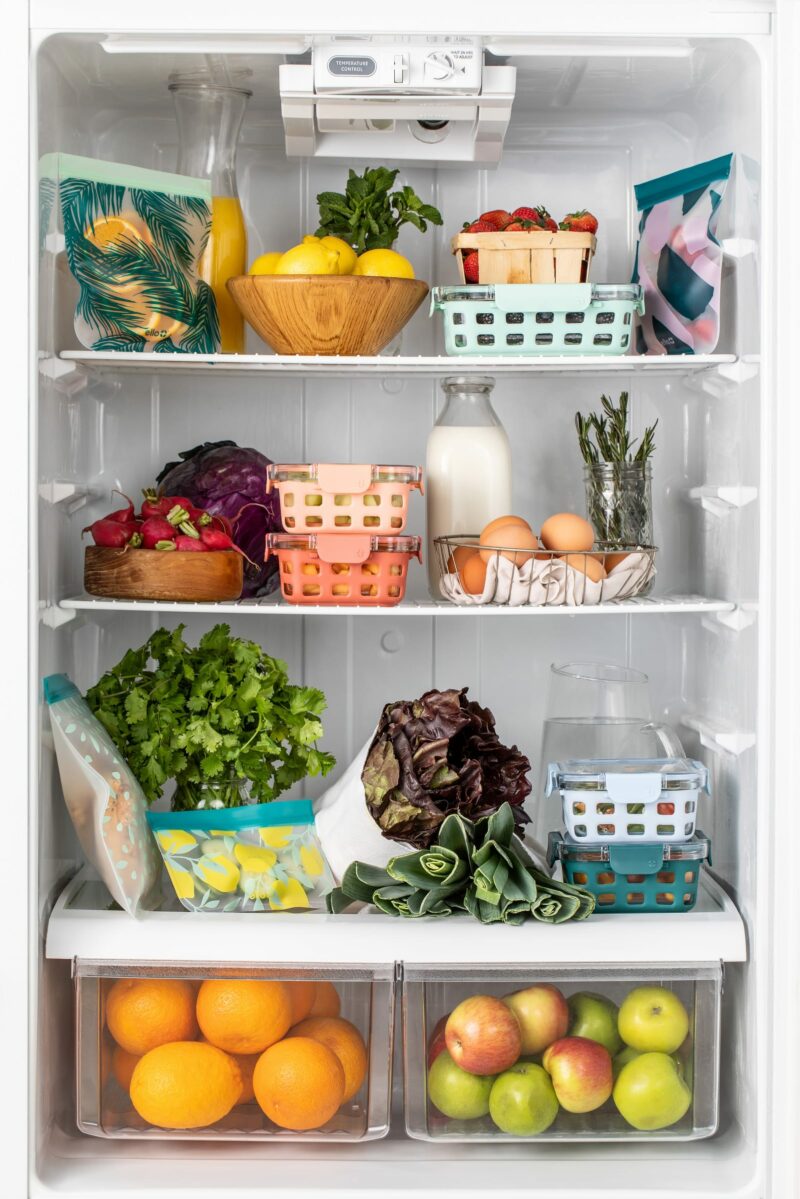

{"left": 445, "top": 995, "right": 522, "bottom": 1076}
{"left": 503, "top": 984, "right": 569, "bottom": 1055}
{"left": 428, "top": 1014, "right": 449, "bottom": 1068}
{"left": 542, "top": 1036, "right": 613, "bottom": 1113}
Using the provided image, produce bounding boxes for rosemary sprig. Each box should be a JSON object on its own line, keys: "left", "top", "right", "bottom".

{"left": 576, "top": 392, "right": 658, "bottom": 549}
{"left": 575, "top": 392, "right": 657, "bottom": 465}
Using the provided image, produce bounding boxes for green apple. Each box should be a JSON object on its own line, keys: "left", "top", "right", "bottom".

{"left": 613, "top": 1051, "right": 692, "bottom": 1131}
{"left": 618, "top": 986, "right": 689, "bottom": 1054}
{"left": 428, "top": 1049, "right": 494, "bottom": 1120}
{"left": 568, "top": 991, "right": 622, "bottom": 1056}
{"left": 612, "top": 1045, "right": 642, "bottom": 1080}
{"left": 489, "top": 1062, "right": 559, "bottom": 1136}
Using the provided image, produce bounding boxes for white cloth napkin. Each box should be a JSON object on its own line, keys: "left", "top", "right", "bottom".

{"left": 440, "top": 551, "right": 655, "bottom": 607}
{"left": 314, "top": 736, "right": 400, "bottom": 883}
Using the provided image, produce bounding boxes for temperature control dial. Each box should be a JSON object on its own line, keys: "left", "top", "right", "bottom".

{"left": 424, "top": 51, "right": 462, "bottom": 82}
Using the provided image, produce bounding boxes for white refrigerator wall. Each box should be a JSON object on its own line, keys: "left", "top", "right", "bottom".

{"left": 26, "top": 17, "right": 781, "bottom": 1199}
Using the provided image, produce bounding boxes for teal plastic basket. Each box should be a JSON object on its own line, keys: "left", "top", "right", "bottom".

{"left": 431, "top": 283, "right": 644, "bottom": 356}
{"left": 547, "top": 831, "right": 711, "bottom": 913}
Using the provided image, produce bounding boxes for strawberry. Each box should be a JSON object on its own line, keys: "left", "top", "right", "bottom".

{"left": 504, "top": 221, "right": 527, "bottom": 231}
{"left": 479, "top": 209, "right": 512, "bottom": 230}
{"left": 559, "top": 210, "right": 599, "bottom": 234}
{"left": 462, "top": 251, "right": 480, "bottom": 283}
{"left": 463, "top": 219, "right": 497, "bottom": 233}
{"left": 510, "top": 206, "right": 544, "bottom": 225}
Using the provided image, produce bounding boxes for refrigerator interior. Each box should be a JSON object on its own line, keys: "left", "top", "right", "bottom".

{"left": 32, "top": 27, "right": 769, "bottom": 1198}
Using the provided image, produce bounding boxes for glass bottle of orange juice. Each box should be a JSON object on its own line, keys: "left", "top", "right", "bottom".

{"left": 170, "top": 80, "right": 251, "bottom": 354}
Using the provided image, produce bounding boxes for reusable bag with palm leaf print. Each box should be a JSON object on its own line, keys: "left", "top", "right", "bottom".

{"left": 41, "top": 153, "right": 219, "bottom": 353}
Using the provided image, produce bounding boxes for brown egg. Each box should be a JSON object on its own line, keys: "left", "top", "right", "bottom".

{"left": 479, "top": 521, "right": 539, "bottom": 566}
{"left": 447, "top": 545, "right": 478, "bottom": 574}
{"left": 562, "top": 552, "right": 607, "bottom": 582}
{"left": 539, "top": 513, "right": 595, "bottom": 553}
{"left": 480, "top": 515, "right": 532, "bottom": 543}
{"left": 461, "top": 553, "right": 488, "bottom": 595}
{"left": 602, "top": 551, "right": 630, "bottom": 573}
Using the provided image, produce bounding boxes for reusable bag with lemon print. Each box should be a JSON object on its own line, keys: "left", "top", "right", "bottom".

{"left": 42, "top": 153, "right": 219, "bottom": 353}
{"left": 147, "top": 800, "right": 334, "bottom": 912}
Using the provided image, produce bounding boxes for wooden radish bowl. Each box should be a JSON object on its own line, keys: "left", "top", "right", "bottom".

{"left": 227, "top": 275, "right": 429, "bottom": 356}
{"left": 84, "top": 547, "right": 243, "bottom": 602}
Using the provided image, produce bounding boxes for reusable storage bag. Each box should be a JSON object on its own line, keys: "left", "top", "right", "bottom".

{"left": 633, "top": 154, "right": 733, "bottom": 354}
{"left": 147, "top": 799, "right": 335, "bottom": 912}
{"left": 40, "top": 153, "right": 219, "bottom": 353}
{"left": 44, "top": 675, "right": 159, "bottom": 915}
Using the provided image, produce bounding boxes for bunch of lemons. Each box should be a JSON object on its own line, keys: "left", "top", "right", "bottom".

{"left": 250, "top": 235, "right": 414, "bottom": 280}
{"left": 105, "top": 976, "right": 368, "bottom": 1133}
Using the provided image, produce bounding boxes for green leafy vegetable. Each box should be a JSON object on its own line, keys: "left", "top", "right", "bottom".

{"left": 85, "top": 623, "right": 335, "bottom": 809}
{"left": 327, "top": 803, "right": 595, "bottom": 925}
{"left": 315, "top": 166, "right": 443, "bottom": 254}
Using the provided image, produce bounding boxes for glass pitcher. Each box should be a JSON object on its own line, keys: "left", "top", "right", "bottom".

{"left": 170, "top": 80, "right": 251, "bottom": 354}
{"left": 425, "top": 375, "right": 512, "bottom": 597}
{"left": 532, "top": 661, "right": 684, "bottom": 848}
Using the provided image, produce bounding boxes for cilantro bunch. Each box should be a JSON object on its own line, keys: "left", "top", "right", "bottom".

{"left": 86, "top": 624, "right": 335, "bottom": 810}
{"left": 315, "top": 166, "right": 443, "bottom": 254}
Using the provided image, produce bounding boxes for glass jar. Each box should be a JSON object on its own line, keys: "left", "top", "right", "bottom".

{"left": 170, "top": 80, "right": 251, "bottom": 354}
{"left": 425, "top": 376, "right": 512, "bottom": 596}
{"left": 171, "top": 774, "right": 249, "bottom": 811}
{"left": 584, "top": 461, "right": 653, "bottom": 548}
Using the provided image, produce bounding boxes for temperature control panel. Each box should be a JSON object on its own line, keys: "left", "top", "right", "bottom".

{"left": 313, "top": 42, "right": 483, "bottom": 94}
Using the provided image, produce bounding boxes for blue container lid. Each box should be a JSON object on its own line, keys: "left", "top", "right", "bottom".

{"left": 548, "top": 831, "right": 711, "bottom": 874}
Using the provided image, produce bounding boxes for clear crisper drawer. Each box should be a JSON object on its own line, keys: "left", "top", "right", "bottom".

{"left": 76, "top": 961, "right": 394, "bottom": 1142}
{"left": 403, "top": 964, "right": 720, "bottom": 1143}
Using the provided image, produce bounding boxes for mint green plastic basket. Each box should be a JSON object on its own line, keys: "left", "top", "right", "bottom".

{"left": 431, "top": 283, "right": 644, "bottom": 356}
{"left": 547, "top": 831, "right": 711, "bottom": 913}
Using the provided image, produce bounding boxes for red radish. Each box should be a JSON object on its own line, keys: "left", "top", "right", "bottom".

{"left": 84, "top": 519, "right": 138, "bottom": 548}
{"left": 141, "top": 489, "right": 172, "bottom": 520}
{"left": 174, "top": 534, "right": 209, "bottom": 551}
{"left": 200, "top": 526, "right": 257, "bottom": 568}
{"left": 140, "top": 516, "right": 177, "bottom": 549}
{"left": 211, "top": 513, "right": 234, "bottom": 537}
{"left": 104, "top": 489, "right": 135, "bottom": 523}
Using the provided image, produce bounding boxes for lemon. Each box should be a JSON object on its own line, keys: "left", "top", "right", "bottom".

{"left": 353, "top": 249, "right": 415, "bottom": 279}
{"left": 157, "top": 829, "right": 197, "bottom": 854}
{"left": 241, "top": 869, "right": 276, "bottom": 901}
{"left": 300, "top": 845, "right": 325, "bottom": 877}
{"left": 275, "top": 241, "right": 340, "bottom": 275}
{"left": 165, "top": 861, "right": 195, "bottom": 900}
{"left": 196, "top": 853, "right": 240, "bottom": 894}
{"left": 234, "top": 843, "right": 277, "bottom": 870}
{"left": 260, "top": 826, "right": 293, "bottom": 849}
{"left": 268, "top": 877, "right": 311, "bottom": 910}
{"left": 248, "top": 252, "right": 283, "bottom": 276}
{"left": 307, "top": 235, "right": 357, "bottom": 275}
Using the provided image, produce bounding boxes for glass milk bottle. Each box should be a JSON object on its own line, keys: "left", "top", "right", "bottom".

{"left": 170, "top": 79, "right": 250, "bottom": 353}
{"left": 425, "top": 376, "right": 512, "bottom": 597}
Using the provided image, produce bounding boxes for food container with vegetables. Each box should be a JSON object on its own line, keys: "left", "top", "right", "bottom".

{"left": 83, "top": 488, "right": 250, "bottom": 602}
{"left": 267, "top": 464, "right": 423, "bottom": 535}
{"left": 76, "top": 963, "right": 394, "bottom": 1141}
{"left": 404, "top": 964, "right": 720, "bottom": 1142}
{"left": 431, "top": 284, "right": 644, "bottom": 357}
{"left": 547, "top": 758, "right": 709, "bottom": 843}
{"left": 147, "top": 799, "right": 334, "bottom": 913}
{"left": 547, "top": 833, "right": 711, "bottom": 913}
{"left": 267, "top": 533, "right": 421, "bottom": 606}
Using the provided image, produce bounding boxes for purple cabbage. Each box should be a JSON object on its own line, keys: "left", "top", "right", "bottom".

{"left": 156, "top": 441, "right": 281, "bottom": 597}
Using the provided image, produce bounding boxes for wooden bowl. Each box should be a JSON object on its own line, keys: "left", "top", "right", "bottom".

{"left": 226, "top": 275, "right": 429, "bottom": 356}
{"left": 84, "top": 547, "right": 243, "bottom": 602}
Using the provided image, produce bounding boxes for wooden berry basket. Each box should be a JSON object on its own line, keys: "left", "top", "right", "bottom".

{"left": 84, "top": 546, "right": 243, "bottom": 602}
{"left": 451, "top": 230, "right": 596, "bottom": 285}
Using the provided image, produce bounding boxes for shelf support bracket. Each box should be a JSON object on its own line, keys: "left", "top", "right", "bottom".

{"left": 38, "top": 354, "right": 88, "bottom": 396}
{"left": 702, "top": 604, "right": 757, "bottom": 634}
{"left": 681, "top": 714, "right": 755, "bottom": 757}
{"left": 39, "top": 603, "right": 77, "bottom": 629}
{"left": 688, "top": 485, "right": 757, "bottom": 517}
{"left": 38, "top": 481, "right": 93, "bottom": 514}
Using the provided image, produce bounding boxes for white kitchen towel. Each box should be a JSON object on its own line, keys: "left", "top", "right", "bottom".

{"left": 440, "top": 550, "right": 655, "bottom": 607}
{"left": 314, "top": 735, "right": 401, "bottom": 883}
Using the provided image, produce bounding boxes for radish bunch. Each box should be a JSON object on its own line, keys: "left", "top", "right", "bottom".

{"left": 83, "top": 489, "right": 251, "bottom": 561}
